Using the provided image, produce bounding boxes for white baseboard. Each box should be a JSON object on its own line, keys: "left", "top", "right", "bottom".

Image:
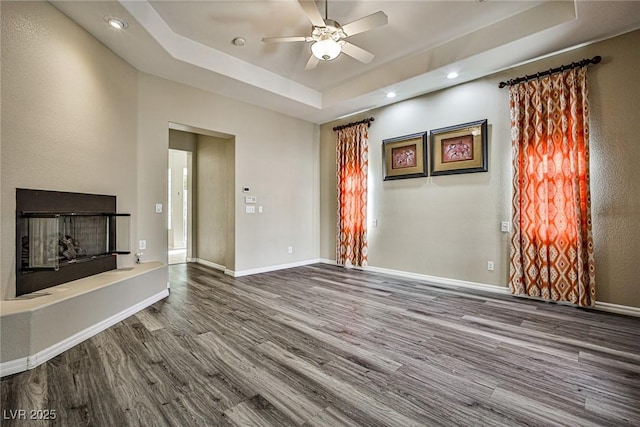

{"left": 231, "top": 259, "right": 321, "bottom": 277}
{"left": 195, "top": 258, "right": 322, "bottom": 278}
{"left": 320, "top": 259, "right": 640, "bottom": 318}
{"left": 320, "top": 258, "right": 507, "bottom": 293}
{"left": 363, "top": 264, "right": 509, "bottom": 294}
{"left": 194, "top": 259, "right": 233, "bottom": 276}
{"left": 0, "top": 289, "right": 169, "bottom": 378}
{"left": 0, "top": 358, "right": 29, "bottom": 378}
{"left": 195, "top": 258, "right": 226, "bottom": 272}
{"left": 595, "top": 301, "right": 640, "bottom": 317}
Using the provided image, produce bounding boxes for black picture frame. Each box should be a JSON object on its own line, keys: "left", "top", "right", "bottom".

{"left": 430, "top": 119, "right": 488, "bottom": 176}
{"left": 382, "top": 132, "right": 428, "bottom": 180}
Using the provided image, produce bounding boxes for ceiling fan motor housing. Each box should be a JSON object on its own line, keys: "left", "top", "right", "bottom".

{"left": 311, "top": 19, "right": 346, "bottom": 42}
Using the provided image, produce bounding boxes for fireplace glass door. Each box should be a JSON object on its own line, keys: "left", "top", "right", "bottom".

{"left": 19, "top": 213, "right": 130, "bottom": 272}
{"left": 23, "top": 216, "right": 60, "bottom": 270}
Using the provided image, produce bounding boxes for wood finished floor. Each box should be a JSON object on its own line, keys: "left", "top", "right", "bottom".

{"left": 2, "top": 263, "right": 640, "bottom": 426}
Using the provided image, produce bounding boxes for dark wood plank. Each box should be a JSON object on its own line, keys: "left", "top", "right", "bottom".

{"left": 2, "top": 263, "right": 640, "bottom": 426}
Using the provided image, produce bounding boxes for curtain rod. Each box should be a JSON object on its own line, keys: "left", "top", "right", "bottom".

{"left": 333, "top": 117, "right": 375, "bottom": 132}
{"left": 498, "top": 56, "right": 601, "bottom": 88}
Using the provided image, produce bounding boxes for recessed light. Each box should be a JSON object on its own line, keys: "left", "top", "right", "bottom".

{"left": 232, "top": 37, "right": 246, "bottom": 47}
{"left": 105, "top": 17, "right": 128, "bottom": 30}
{"left": 447, "top": 72, "right": 459, "bottom": 79}
{"left": 386, "top": 92, "right": 396, "bottom": 98}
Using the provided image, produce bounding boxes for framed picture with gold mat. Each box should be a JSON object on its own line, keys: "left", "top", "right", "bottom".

{"left": 430, "top": 119, "right": 487, "bottom": 176}
{"left": 382, "top": 132, "right": 427, "bottom": 180}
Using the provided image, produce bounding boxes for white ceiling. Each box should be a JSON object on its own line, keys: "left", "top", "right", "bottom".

{"left": 51, "top": 1, "right": 640, "bottom": 124}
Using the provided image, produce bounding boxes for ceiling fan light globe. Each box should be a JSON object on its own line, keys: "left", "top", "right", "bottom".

{"left": 311, "top": 39, "right": 341, "bottom": 61}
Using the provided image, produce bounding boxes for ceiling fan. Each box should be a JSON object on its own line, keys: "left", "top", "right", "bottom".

{"left": 262, "top": 0, "right": 388, "bottom": 70}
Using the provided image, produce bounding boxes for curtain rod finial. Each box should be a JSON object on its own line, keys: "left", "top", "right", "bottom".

{"left": 497, "top": 54, "right": 602, "bottom": 89}
{"left": 333, "top": 117, "right": 375, "bottom": 132}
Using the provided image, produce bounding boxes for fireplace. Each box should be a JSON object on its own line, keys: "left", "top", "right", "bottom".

{"left": 16, "top": 189, "right": 130, "bottom": 296}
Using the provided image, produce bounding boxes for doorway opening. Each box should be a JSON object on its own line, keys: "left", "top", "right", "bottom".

{"left": 168, "top": 124, "right": 235, "bottom": 272}
{"left": 168, "top": 149, "right": 191, "bottom": 264}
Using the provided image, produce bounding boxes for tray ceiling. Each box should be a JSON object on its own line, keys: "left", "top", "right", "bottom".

{"left": 51, "top": 1, "right": 640, "bottom": 123}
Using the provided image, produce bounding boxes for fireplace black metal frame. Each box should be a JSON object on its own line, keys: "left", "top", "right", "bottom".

{"left": 16, "top": 189, "right": 130, "bottom": 296}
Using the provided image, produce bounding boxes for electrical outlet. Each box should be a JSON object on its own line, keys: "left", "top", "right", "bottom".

{"left": 155, "top": 203, "right": 162, "bottom": 213}
{"left": 139, "top": 240, "right": 146, "bottom": 250}
{"left": 501, "top": 221, "right": 510, "bottom": 233}
{"left": 288, "top": 246, "right": 293, "bottom": 254}
{"left": 487, "top": 261, "right": 495, "bottom": 271}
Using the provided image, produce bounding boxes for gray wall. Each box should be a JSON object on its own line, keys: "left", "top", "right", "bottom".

{"left": 0, "top": 1, "right": 168, "bottom": 365}
{"left": 1, "top": 1, "right": 139, "bottom": 299}
{"left": 2, "top": 1, "right": 319, "bottom": 291}
{"left": 169, "top": 129, "right": 197, "bottom": 152}
{"left": 136, "top": 73, "right": 319, "bottom": 274}
{"left": 196, "top": 135, "right": 234, "bottom": 268}
{"left": 6, "top": 0, "right": 636, "bottom": 313}
{"left": 320, "top": 30, "right": 640, "bottom": 308}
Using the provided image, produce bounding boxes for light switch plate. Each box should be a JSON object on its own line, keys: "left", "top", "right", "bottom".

{"left": 155, "top": 203, "right": 162, "bottom": 213}
{"left": 501, "top": 221, "right": 510, "bottom": 233}
{"left": 245, "top": 196, "right": 257, "bottom": 204}
{"left": 245, "top": 205, "right": 256, "bottom": 214}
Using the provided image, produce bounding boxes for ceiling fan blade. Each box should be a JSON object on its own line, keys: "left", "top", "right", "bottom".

{"left": 305, "top": 55, "right": 320, "bottom": 70}
{"left": 341, "top": 42, "right": 375, "bottom": 64}
{"left": 341, "top": 11, "right": 388, "bottom": 37}
{"left": 298, "top": 0, "right": 326, "bottom": 28}
{"left": 262, "top": 36, "right": 309, "bottom": 43}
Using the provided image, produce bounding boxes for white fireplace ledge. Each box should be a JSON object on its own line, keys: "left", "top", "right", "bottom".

{"left": 1, "top": 262, "right": 163, "bottom": 313}
{"left": 0, "top": 261, "right": 168, "bottom": 377}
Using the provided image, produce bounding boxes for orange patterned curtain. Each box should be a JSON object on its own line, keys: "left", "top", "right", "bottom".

{"left": 336, "top": 123, "right": 369, "bottom": 267}
{"left": 509, "top": 67, "right": 596, "bottom": 307}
